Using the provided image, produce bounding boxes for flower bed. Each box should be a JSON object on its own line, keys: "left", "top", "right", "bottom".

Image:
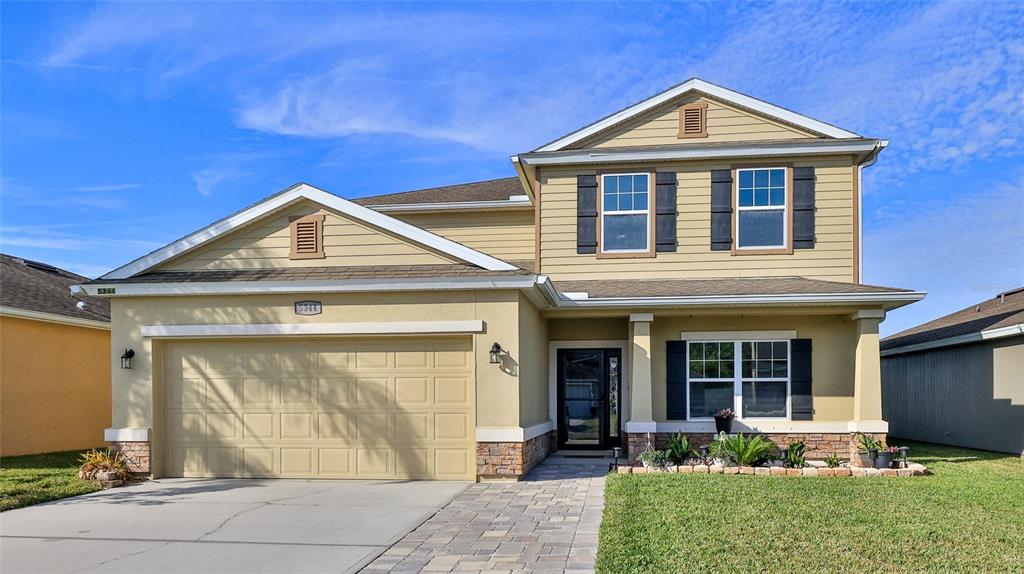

{"left": 618, "top": 461, "right": 928, "bottom": 477}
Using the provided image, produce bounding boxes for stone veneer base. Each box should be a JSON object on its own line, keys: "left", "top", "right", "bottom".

{"left": 107, "top": 441, "right": 151, "bottom": 474}
{"left": 618, "top": 462, "right": 928, "bottom": 477}
{"left": 627, "top": 431, "right": 886, "bottom": 465}
{"left": 476, "top": 430, "right": 557, "bottom": 479}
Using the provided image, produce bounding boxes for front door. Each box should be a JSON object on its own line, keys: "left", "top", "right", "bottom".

{"left": 556, "top": 349, "right": 622, "bottom": 450}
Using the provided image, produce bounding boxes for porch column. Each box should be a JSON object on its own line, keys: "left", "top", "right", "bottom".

{"left": 852, "top": 310, "right": 885, "bottom": 422}
{"left": 628, "top": 313, "right": 655, "bottom": 429}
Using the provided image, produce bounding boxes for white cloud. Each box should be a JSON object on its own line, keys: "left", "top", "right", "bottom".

{"left": 0, "top": 229, "right": 162, "bottom": 253}
{"left": 864, "top": 175, "right": 1024, "bottom": 336}
{"left": 70, "top": 183, "right": 141, "bottom": 192}
{"left": 191, "top": 166, "right": 246, "bottom": 196}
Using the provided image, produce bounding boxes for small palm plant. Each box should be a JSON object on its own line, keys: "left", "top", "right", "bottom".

{"left": 783, "top": 441, "right": 807, "bottom": 468}
{"left": 666, "top": 432, "right": 694, "bottom": 464}
{"left": 715, "top": 433, "right": 774, "bottom": 466}
{"left": 824, "top": 453, "right": 843, "bottom": 468}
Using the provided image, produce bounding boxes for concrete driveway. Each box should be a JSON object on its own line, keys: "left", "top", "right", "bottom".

{"left": 0, "top": 478, "right": 470, "bottom": 574}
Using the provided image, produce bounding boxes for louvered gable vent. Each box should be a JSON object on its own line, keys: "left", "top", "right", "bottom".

{"left": 290, "top": 214, "right": 325, "bottom": 259}
{"left": 678, "top": 102, "right": 708, "bottom": 138}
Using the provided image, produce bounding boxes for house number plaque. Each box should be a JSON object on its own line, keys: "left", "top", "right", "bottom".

{"left": 294, "top": 300, "right": 322, "bottom": 316}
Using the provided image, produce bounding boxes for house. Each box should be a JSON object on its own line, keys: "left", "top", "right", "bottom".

{"left": 73, "top": 78, "right": 924, "bottom": 480}
{"left": 881, "top": 288, "right": 1023, "bottom": 455}
{"left": 1, "top": 254, "right": 111, "bottom": 456}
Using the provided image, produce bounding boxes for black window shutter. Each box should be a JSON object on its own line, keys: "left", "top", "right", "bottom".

{"left": 710, "top": 170, "right": 733, "bottom": 251}
{"left": 792, "top": 167, "right": 816, "bottom": 249}
{"left": 790, "top": 338, "right": 813, "bottom": 420}
{"left": 655, "top": 172, "right": 678, "bottom": 252}
{"left": 577, "top": 175, "right": 598, "bottom": 254}
{"left": 666, "top": 340, "right": 688, "bottom": 420}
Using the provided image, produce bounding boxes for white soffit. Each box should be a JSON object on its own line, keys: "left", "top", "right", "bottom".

{"left": 534, "top": 78, "right": 860, "bottom": 152}
{"left": 101, "top": 183, "right": 518, "bottom": 279}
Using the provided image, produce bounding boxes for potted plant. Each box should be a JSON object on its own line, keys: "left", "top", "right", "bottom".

{"left": 708, "top": 437, "right": 731, "bottom": 466}
{"left": 856, "top": 433, "right": 882, "bottom": 467}
{"left": 713, "top": 407, "right": 735, "bottom": 434}
{"left": 638, "top": 449, "right": 671, "bottom": 469}
{"left": 875, "top": 446, "right": 899, "bottom": 469}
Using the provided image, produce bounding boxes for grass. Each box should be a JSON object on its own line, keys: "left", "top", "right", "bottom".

{"left": 0, "top": 450, "right": 101, "bottom": 511}
{"left": 597, "top": 441, "right": 1024, "bottom": 573}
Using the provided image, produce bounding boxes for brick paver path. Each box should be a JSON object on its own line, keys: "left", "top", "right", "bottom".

{"left": 361, "top": 455, "right": 609, "bottom": 574}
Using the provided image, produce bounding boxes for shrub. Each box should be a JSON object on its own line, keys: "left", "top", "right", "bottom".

{"left": 784, "top": 441, "right": 807, "bottom": 468}
{"left": 857, "top": 433, "right": 883, "bottom": 452}
{"left": 714, "top": 433, "right": 774, "bottom": 466}
{"left": 78, "top": 448, "right": 130, "bottom": 481}
{"left": 666, "top": 433, "right": 694, "bottom": 464}
{"left": 824, "top": 453, "right": 843, "bottom": 468}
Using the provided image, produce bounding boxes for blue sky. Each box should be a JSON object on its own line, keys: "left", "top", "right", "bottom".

{"left": 1, "top": 1, "right": 1022, "bottom": 336}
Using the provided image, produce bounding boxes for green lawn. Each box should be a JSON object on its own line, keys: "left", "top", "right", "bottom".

{"left": 0, "top": 450, "right": 101, "bottom": 511}
{"left": 598, "top": 441, "right": 1024, "bottom": 573}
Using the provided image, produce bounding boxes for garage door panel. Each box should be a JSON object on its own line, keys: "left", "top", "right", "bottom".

{"left": 163, "top": 338, "right": 474, "bottom": 479}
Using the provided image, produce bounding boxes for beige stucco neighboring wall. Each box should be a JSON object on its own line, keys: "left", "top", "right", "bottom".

{"left": 574, "top": 95, "right": 817, "bottom": 149}
{"left": 160, "top": 200, "right": 459, "bottom": 271}
{"left": 549, "top": 317, "right": 628, "bottom": 341}
{"left": 538, "top": 156, "right": 856, "bottom": 282}
{"left": 517, "top": 295, "right": 550, "bottom": 427}
{"left": 395, "top": 210, "right": 535, "bottom": 263}
{"left": 108, "top": 290, "right": 525, "bottom": 434}
{"left": 650, "top": 314, "right": 861, "bottom": 422}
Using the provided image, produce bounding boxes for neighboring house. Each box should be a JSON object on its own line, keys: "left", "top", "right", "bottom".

{"left": 74, "top": 78, "right": 924, "bottom": 480}
{"left": 881, "top": 288, "right": 1024, "bottom": 455}
{"left": 0, "top": 254, "right": 111, "bottom": 456}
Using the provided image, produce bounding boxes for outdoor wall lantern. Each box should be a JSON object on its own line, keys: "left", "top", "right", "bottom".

{"left": 120, "top": 348, "right": 135, "bottom": 369}
{"left": 489, "top": 342, "right": 505, "bottom": 364}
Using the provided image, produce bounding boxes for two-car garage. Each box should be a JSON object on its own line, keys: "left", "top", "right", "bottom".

{"left": 159, "top": 337, "right": 477, "bottom": 480}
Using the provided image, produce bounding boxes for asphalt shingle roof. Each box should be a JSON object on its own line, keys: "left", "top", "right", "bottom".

{"left": 0, "top": 254, "right": 110, "bottom": 322}
{"left": 881, "top": 287, "right": 1024, "bottom": 350}
{"left": 354, "top": 177, "right": 526, "bottom": 206}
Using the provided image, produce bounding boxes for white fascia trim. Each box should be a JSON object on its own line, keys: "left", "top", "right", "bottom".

{"left": 681, "top": 330, "right": 797, "bottom": 341}
{"left": 475, "top": 422, "right": 554, "bottom": 443}
{"left": 534, "top": 78, "right": 860, "bottom": 152}
{"left": 102, "top": 183, "right": 517, "bottom": 279}
{"left": 105, "top": 427, "right": 150, "bottom": 442}
{"left": 0, "top": 306, "right": 110, "bottom": 330}
{"left": 637, "top": 420, "right": 888, "bottom": 434}
{"left": 77, "top": 276, "right": 539, "bottom": 297}
{"left": 141, "top": 320, "right": 485, "bottom": 338}
{"left": 557, "top": 291, "right": 926, "bottom": 308}
{"left": 522, "top": 140, "right": 879, "bottom": 166}
{"left": 370, "top": 198, "right": 533, "bottom": 212}
{"left": 881, "top": 323, "right": 1024, "bottom": 357}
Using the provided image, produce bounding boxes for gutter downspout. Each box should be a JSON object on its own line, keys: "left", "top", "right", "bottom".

{"left": 857, "top": 140, "right": 888, "bottom": 284}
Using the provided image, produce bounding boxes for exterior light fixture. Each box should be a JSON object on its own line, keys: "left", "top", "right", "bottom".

{"left": 120, "top": 348, "right": 135, "bottom": 369}
{"left": 612, "top": 446, "right": 622, "bottom": 470}
{"left": 699, "top": 445, "right": 709, "bottom": 463}
{"left": 489, "top": 342, "right": 504, "bottom": 364}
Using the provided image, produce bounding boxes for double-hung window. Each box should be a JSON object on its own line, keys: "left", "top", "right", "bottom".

{"left": 601, "top": 173, "right": 650, "bottom": 252}
{"left": 687, "top": 340, "right": 790, "bottom": 419}
{"left": 736, "top": 167, "right": 787, "bottom": 249}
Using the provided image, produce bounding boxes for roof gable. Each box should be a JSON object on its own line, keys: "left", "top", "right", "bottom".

{"left": 535, "top": 78, "right": 860, "bottom": 152}
{"left": 101, "top": 183, "right": 518, "bottom": 279}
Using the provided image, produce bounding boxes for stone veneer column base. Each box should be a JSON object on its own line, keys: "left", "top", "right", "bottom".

{"left": 106, "top": 441, "right": 152, "bottom": 474}
{"left": 476, "top": 430, "right": 556, "bottom": 479}
{"left": 626, "top": 431, "right": 887, "bottom": 464}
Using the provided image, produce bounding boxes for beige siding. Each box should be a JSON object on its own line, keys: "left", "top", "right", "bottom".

{"left": 576, "top": 96, "right": 816, "bottom": 149}
{"left": 161, "top": 200, "right": 458, "bottom": 271}
{"left": 538, "top": 156, "right": 856, "bottom": 282}
{"left": 395, "top": 210, "right": 535, "bottom": 263}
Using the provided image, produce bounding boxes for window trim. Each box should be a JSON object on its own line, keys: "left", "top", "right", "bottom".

{"left": 597, "top": 170, "right": 656, "bottom": 258}
{"left": 731, "top": 164, "right": 794, "bottom": 255}
{"left": 685, "top": 339, "right": 792, "bottom": 421}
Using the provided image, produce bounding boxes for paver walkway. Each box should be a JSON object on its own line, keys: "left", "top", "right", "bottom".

{"left": 362, "top": 454, "right": 609, "bottom": 574}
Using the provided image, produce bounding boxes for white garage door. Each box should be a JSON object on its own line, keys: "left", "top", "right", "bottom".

{"left": 161, "top": 337, "right": 476, "bottom": 480}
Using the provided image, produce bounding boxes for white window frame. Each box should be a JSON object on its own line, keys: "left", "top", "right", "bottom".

{"left": 686, "top": 339, "right": 791, "bottom": 421}
{"left": 600, "top": 172, "right": 651, "bottom": 253}
{"left": 736, "top": 167, "right": 788, "bottom": 250}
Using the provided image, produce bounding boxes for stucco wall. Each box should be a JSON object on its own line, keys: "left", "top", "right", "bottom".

{"left": 1, "top": 316, "right": 111, "bottom": 456}
{"left": 517, "top": 294, "right": 550, "bottom": 427}
{"left": 650, "top": 314, "right": 859, "bottom": 421}
{"left": 109, "top": 290, "right": 525, "bottom": 432}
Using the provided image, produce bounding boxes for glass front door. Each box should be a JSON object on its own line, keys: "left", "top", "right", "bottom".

{"left": 557, "top": 349, "right": 622, "bottom": 449}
